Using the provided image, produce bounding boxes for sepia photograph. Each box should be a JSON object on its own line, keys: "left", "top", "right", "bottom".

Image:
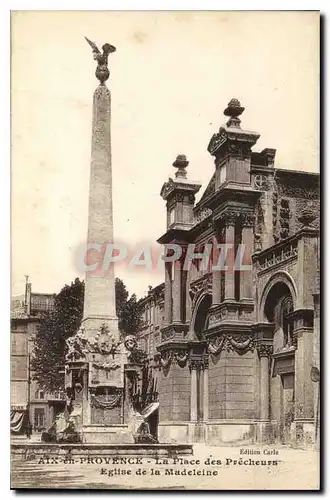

{"left": 10, "top": 10, "right": 320, "bottom": 490}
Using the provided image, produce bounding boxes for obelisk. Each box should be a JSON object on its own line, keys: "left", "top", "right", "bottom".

{"left": 64, "top": 41, "right": 132, "bottom": 442}
{"left": 82, "top": 37, "right": 119, "bottom": 341}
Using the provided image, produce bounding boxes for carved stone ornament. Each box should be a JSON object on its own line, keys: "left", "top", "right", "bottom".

{"left": 256, "top": 343, "right": 273, "bottom": 358}
{"left": 254, "top": 233, "right": 262, "bottom": 252}
{"left": 207, "top": 130, "right": 227, "bottom": 156}
{"left": 124, "top": 335, "right": 138, "bottom": 352}
{"left": 208, "top": 336, "right": 225, "bottom": 356}
{"left": 173, "top": 154, "right": 189, "bottom": 179}
{"left": 189, "top": 358, "right": 204, "bottom": 371}
{"left": 90, "top": 388, "right": 122, "bottom": 410}
{"left": 298, "top": 207, "right": 316, "bottom": 228}
{"left": 224, "top": 98, "right": 245, "bottom": 128}
{"left": 66, "top": 324, "right": 119, "bottom": 361}
{"left": 208, "top": 334, "right": 255, "bottom": 356}
{"left": 254, "top": 174, "right": 268, "bottom": 190}
{"left": 189, "top": 274, "right": 212, "bottom": 306}
{"left": 92, "top": 361, "right": 120, "bottom": 371}
{"left": 160, "top": 350, "right": 172, "bottom": 368}
{"left": 193, "top": 208, "right": 213, "bottom": 226}
{"left": 161, "top": 327, "right": 175, "bottom": 342}
{"left": 227, "top": 334, "right": 254, "bottom": 353}
{"left": 241, "top": 211, "right": 255, "bottom": 228}
{"left": 222, "top": 210, "right": 241, "bottom": 227}
{"left": 172, "top": 349, "right": 189, "bottom": 367}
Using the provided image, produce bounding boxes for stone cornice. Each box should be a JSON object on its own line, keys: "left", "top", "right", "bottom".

{"left": 194, "top": 185, "right": 261, "bottom": 218}
{"left": 205, "top": 323, "right": 253, "bottom": 338}
{"left": 287, "top": 308, "right": 314, "bottom": 330}
{"left": 160, "top": 178, "right": 201, "bottom": 201}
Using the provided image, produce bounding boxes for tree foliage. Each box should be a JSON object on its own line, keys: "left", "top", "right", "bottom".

{"left": 31, "top": 277, "right": 142, "bottom": 393}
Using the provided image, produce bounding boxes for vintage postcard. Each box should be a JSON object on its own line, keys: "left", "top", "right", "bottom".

{"left": 10, "top": 10, "right": 320, "bottom": 490}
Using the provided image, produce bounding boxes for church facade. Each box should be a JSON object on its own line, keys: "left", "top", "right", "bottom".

{"left": 137, "top": 99, "right": 320, "bottom": 448}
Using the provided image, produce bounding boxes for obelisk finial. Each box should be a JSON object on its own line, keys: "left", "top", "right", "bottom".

{"left": 85, "top": 37, "right": 116, "bottom": 84}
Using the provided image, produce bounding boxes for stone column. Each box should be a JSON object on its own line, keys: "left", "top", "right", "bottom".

{"left": 240, "top": 213, "right": 254, "bottom": 300}
{"left": 224, "top": 217, "right": 236, "bottom": 300}
{"left": 190, "top": 363, "right": 198, "bottom": 422}
{"left": 202, "top": 359, "right": 209, "bottom": 422}
{"left": 172, "top": 260, "right": 182, "bottom": 323}
{"left": 259, "top": 350, "right": 270, "bottom": 421}
{"left": 256, "top": 344, "right": 272, "bottom": 443}
{"left": 164, "top": 262, "right": 172, "bottom": 325}
{"left": 292, "top": 309, "right": 314, "bottom": 445}
{"left": 212, "top": 230, "right": 222, "bottom": 305}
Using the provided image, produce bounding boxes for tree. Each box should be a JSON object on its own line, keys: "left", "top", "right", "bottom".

{"left": 31, "top": 277, "right": 142, "bottom": 393}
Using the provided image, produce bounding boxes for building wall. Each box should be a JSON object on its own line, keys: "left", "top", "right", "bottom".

{"left": 158, "top": 363, "right": 190, "bottom": 422}
{"left": 11, "top": 286, "right": 58, "bottom": 434}
{"left": 11, "top": 322, "right": 28, "bottom": 406}
{"left": 209, "top": 349, "right": 257, "bottom": 420}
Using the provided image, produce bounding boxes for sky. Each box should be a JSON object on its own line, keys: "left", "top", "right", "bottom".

{"left": 11, "top": 11, "right": 319, "bottom": 299}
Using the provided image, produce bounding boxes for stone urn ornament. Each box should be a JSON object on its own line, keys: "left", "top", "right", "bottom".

{"left": 298, "top": 207, "right": 316, "bottom": 228}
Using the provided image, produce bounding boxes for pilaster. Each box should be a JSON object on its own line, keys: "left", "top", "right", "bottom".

{"left": 290, "top": 309, "right": 315, "bottom": 447}
{"left": 253, "top": 323, "right": 274, "bottom": 444}
{"left": 240, "top": 212, "right": 254, "bottom": 301}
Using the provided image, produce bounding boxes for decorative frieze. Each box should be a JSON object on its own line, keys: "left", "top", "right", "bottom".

{"left": 215, "top": 209, "right": 255, "bottom": 228}
{"left": 157, "top": 341, "right": 208, "bottom": 371}
{"left": 277, "top": 182, "right": 319, "bottom": 200}
{"left": 254, "top": 240, "right": 298, "bottom": 274}
{"left": 208, "top": 333, "right": 255, "bottom": 356}
{"left": 193, "top": 208, "right": 213, "bottom": 226}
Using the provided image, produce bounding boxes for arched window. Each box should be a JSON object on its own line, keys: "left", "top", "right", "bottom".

{"left": 194, "top": 294, "right": 212, "bottom": 340}
{"left": 264, "top": 282, "right": 295, "bottom": 352}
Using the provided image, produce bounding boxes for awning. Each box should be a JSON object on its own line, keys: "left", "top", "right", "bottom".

{"left": 142, "top": 402, "right": 159, "bottom": 420}
{"left": 11, "top": 403, "right": 27, "bottom": 411}
{"left": 10, "top": 410, "right": 26, "bottom": 432}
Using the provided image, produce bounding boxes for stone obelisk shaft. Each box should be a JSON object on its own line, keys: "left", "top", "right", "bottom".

{"left": 82, "top": 84, "right": 119, "bottom": 339}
